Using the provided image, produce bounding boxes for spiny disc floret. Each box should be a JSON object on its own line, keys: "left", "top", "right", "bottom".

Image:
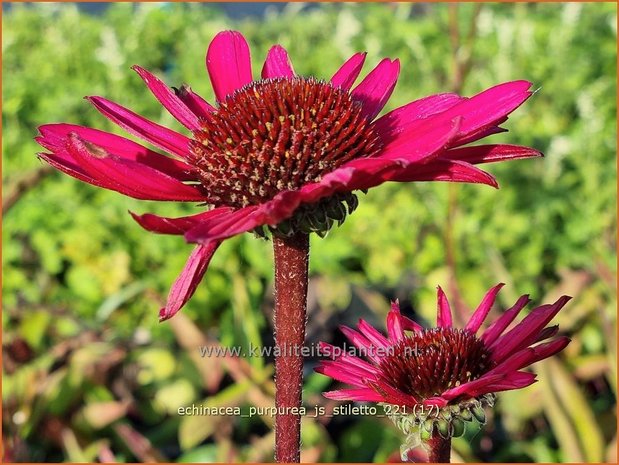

{"left": 379, "top": 327, "right": 493, "bottom": 400}
{"left": 188, "top": 77, "right": 382, "bottom": 209}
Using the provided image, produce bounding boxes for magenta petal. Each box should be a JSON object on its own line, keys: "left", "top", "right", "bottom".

{"left": 339, "top": 325, "right": 380, "bottom": 362}
{"left": 184, "top": 205, "right": 261, "bottom": 244}
{"left": 373, "top": 93, "right": 464, "bottom": 139}
{"left": 390, "top": 301, "right": 423, "bottom": 332}
{"left": 87, "top": 96, "right": 191, "bottom": 159}
{"left": 261, "top": 45, "right": 295, "bottom": 79}
{"left": 323, "top": 388, "right": 385, "bottom": 402}
{"left": 390, "top": 159, "right": 499, "bottom": 188}
{"left": 38, "top": 152, "right": 98, "bottom": 185}
{"left": 480, "top": 294, "right": 531, "bottom": 346}
{"left": 386, "top": 310, "right": 404, "bottom": 342}
{"left": 315, "top": 361, "right": 376, "bottom": 387}
{"left": 351, "top": 58, "right": 400, "bottom": 120}
{"left": 439, "top": 373, "right": 505, "bottom": 401}
{"left": 174, "top": 85, "right": 215, "bottom": 118}
{"left": 534, "top": 325, "right": 559, "bottom": 343}
{"left": 422, "top": 397, "right": 449, "bottom": 408}
{"left": 132, "top": 65, "right": 201, "bottom": 130}
{"left": 317, "top": 342, "right": 379, "bottom": 375}
{"left": 379, "top": 115, "right": 464, "bottom": 163}
{"left": 486, "top": 347, "right": 536, "bottom": 376}
{"left": 130, "top": 207, "right": 233, "bottom": 235}
{"left": 475, "top": 371, "right": 537, "bottom": 394}
{"left": 401, "top": 315, "right": 423, "bottom": 332}
{"left": 37, "top": 123, "right": 196, "bottom": 181}
{"left": 206, "top": 30, "right": 253, "bottom": 102}
{"left": 330, "top": 52, "right": 367, "bottom": 91}
{"left": 465, "top": 283, "right": 505, "bottom": 334}
{"left": 357, "top": 319, "right": 390, "bottom": 349}
{"left": 428, "top": 80, "right": 533, "bottom": 140}
{"left": 436, "top": 286, "right": 453, "bottom": 328}
{"left": 382, "top": 81, "right": 532, "bottom": 154}
{"left": 527, "top": 337, "right": 571, "bottom": 365}
{"left": 490, "top": 296, "right": 572, "bottom": 363}
{"left": 446, "top": 144, "right": 543, "bottom": 165}
{"left": 64, "top": 134, "right": 205, "bottom": 201}
{"left": 369, "top": 379, "right": 420, "bottom": 407}
{"left": 159, "top": 241, "right": 220, "bottom": 321}
{"left": 490, "top": 336, "right": 570, "bottom": 375}
{"left": 454, "top": 123, "right": 508, "bottom": 147}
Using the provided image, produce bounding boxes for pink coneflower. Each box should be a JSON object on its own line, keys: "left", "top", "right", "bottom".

{"left": 36, "top": 31, "right": 540, "bottom": 322}
{"left": 315, "top": 284, "right": 571, "bottom": 462}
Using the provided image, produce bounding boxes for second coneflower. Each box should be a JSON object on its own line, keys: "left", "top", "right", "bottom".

{"left": 316, "top": 284, "right": 571, "bottom": 462}
{"left": 37, "top": 30, "right": 541, "bottom": 462}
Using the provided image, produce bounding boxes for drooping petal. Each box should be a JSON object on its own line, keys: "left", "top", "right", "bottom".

{"left": 57, "top": 134, "right": 205, "bottom": 201}
{"left": 130, "top": 207, "right": 233, "bottom": 235}
{"left": 37, "top": 123, "right": 196, "bottom": 181}
{"left": 322, "top": 388, "right": 385, "bottom": 402}
{"left": 389, "top": 159, "right": 499, "bottom": 188}
{"left": 159, "top": 241, "right": 221, "bottom": 321}
{"left": 480, "top": 294, "right": 531, "bottom": 345}
{"left": 132, "top": 65, "right": 201, "bottom": 130}
{"left": 185, "top": 205, "right": 262, "bottom": 244}
{"left": 86, "top": 96, "right": 192, "bottom": 159}
{"left": 465, "top": 283, "right": 505, "bottom": 334}
{"left": 351, "top": 58, "right": 400, "bottom": 120}
{"left": 490, "top": 296, "right": 572, "bottom": 363}
{"left": 261, "top": 45, "right": 295, "bottom": 79}
{"left": 436, "top": 286, "right": 453, "bottom": 328}
{"left": 446, "top": 144, "right": 543, "bottom": 165}
{"left": 206, "top": 30, "right": 253, "bottom": 102}
{"left": 174, "top": 85, "right": 216, "bottom": 118}
{"left": 330, "top": 52, "right": 367, "bottom": 91}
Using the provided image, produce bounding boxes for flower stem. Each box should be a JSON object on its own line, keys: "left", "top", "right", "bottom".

{"left": 427, "top": 434, "right": 451, "bottom": 463}
{"left": 272, "top": 232, "right": 309, "bottom": 463}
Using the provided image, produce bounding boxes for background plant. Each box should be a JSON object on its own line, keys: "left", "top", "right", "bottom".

{"left": 2, "top": 2, "right": 616, "bottom": 462}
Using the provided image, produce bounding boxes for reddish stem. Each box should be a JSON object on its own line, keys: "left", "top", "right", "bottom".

{"left": 272, "top": 232, "right": 310, "bottom": 463}
{"left": 427, "top": 434, "right": 451, "bottom": 463}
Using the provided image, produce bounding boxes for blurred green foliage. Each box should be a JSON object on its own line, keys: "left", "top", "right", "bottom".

{"left": 2, "top": 2, "right": 616, "bottom": 463}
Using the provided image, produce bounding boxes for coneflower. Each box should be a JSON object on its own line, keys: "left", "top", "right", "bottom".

{"left": 316, "top": 284, "right": 571, "bottom": 462}
{"left": 36, "top": 31, "right": 542, "bottom": 462}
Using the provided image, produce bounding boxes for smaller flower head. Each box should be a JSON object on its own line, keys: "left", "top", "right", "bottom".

{"left": 315, "top": 284, "right": 571, "bottom": 443}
